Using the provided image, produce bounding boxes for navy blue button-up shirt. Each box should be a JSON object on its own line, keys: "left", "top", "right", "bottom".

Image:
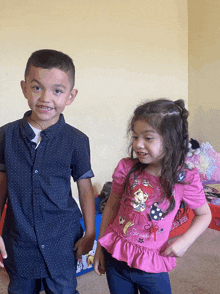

{"left": 0, "top": 111, "right": 94, "bottom": 278}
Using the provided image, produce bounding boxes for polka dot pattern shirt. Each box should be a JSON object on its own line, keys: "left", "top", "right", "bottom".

{"left": 0, "top": 111, "right": 94, "bottom": 279}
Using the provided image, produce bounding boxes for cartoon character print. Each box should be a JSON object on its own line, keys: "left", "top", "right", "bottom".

{"left": 118, "top": 181, "right": 167, "bottom": 242}
{"left": 76, "top": 239, "right": 98, "bottom": 273}
{"left": 149, "top": 202, "right": 165, "bottom": 221}
{"left": 131, "top": 179, "right": 154, "bottom": 212}
{"left": 177, "top": 170, "right": 186, "bottom": 183}
{"left": 123, "top": 221, "right": 134, "bottom": 235}
{"left": 146, "top": 202, "right": 166, "bottom": 241}
{"left": 119, "top": 216, "right": 125, "bottom": 225}
{"left": 119, "top": 215, "right": 134, "bottom": 236}
{"left": 86, "top": 240, "right": 97, "bottom": 268}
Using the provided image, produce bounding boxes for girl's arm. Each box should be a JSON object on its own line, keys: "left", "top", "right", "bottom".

{"left": 94, "top": 190, "right": 121, "bottom": 275}
{"left": 162, "top": 202, "right": 212, "bottom": 257}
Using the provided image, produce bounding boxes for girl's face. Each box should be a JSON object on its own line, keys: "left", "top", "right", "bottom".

{"left": 132, "top": 120, "right": 164, "bottom": 174}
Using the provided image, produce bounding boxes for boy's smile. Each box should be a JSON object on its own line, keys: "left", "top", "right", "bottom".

{"left": 21, "top": 66, "right": 77, "bottom": 130}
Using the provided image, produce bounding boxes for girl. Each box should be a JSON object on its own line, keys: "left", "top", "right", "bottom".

{"left": 94, "top": 99, "right": 212, "bottom": 294}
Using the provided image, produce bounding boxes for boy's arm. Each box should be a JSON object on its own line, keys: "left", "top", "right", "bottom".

{"left": 73, "top": 178, "right": 95, "bottom": 259}
{"left": 0, "top": 172, "right": 7, "bottom": 216}
{"left": 161, "top": 202, "right": 212, "bottom": 257}
{"left": 0, "top": 171, "right": 8, "bottom": 267}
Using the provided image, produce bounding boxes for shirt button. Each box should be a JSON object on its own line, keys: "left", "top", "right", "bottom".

{"left": 34, "top": 170, "right": 38, "bottom": 173}
{"left": 41, "top": 245, "right": 45, "bottom": 249}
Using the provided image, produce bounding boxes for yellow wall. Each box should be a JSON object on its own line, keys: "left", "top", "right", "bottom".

{"left": 189, "top": 0, "right": 220, "bottom": 151}
{"left": 0, "top": 0, "right": 188, "bottom": 196}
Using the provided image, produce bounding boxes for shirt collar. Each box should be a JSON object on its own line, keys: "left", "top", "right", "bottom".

{"left": 20, "top": 111, "right": 65, "bottom": 141}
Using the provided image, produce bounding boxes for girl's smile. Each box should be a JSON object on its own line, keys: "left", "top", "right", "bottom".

{"left": 136, "top": 151, "right": 148, "bottom": 158}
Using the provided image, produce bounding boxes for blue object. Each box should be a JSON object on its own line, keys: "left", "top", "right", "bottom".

{"left": 76, "top": 213, "right": 102, "bottom": 276}
{"left": 95, "top": 197, "right": 102, "bottom": 215}
{"left": 177, "top": 170, "right": 186, "bottom": 183}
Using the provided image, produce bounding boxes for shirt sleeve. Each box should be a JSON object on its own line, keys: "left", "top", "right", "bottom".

{"left": 182, "top": 169, "right": 207, "bottom": 209}
{"left": 77, "top": 169, "right": 94, "bottom": 180}
{"left": 71, "top": 135, "right": 94, "bottom": 182}
{"left": 0, "top": 126, "right": 6, "bottom": 172}
{"left": 112, "top": 158, "right": 134, "bottom": 195}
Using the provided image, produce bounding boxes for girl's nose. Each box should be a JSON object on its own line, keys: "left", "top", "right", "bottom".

{"left": 135, "top": 138, "right": 145, "bottom": 149}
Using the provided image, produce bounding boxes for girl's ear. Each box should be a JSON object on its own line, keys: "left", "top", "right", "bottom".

{"left": 66, "top": 89, "right": 78, "bottom": 106}
{"left": 20, "top": 80, "right": 27, "bottom": 99}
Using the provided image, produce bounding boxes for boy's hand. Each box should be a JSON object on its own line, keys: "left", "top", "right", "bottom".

{"left": 73, "top": 232, "right": 95, "bottom": 260}
{"left": 94, "top": 243, "right": 106, "bottom": 276}
{"left": 0, "top": 236, "right": 7, "bottom": 267}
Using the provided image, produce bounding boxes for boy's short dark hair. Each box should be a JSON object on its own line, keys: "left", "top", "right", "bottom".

{"left": 25, "top": 49, "right": 75, "bottom": 88}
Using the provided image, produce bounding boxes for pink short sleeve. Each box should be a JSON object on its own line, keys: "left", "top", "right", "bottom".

{"left": 182, "top": 169, "right": 207, "bottom": 209}
{"left": 112, "top": 158, "right": 135, "bottom": 195}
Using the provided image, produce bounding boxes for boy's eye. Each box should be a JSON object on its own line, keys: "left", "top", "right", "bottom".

{"left": 32, "top": 86, "right": 41, "bottom": 91}
{"left": 132, "top": 136, "right": 138, "bottom": 140}
{"left": 54, "top": 89, "right": 63, "bottom": 95}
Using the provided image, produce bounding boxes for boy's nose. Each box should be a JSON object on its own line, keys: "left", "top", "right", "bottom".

{"left": 40, "top": 91, "right": 51, "bottom": 102}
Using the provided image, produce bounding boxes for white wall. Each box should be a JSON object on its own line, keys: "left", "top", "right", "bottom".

{"left": 0, "top": 0, "right": 188, "bottom": 196}
{"left": 189, "top": 0, "right": 220, "bottom": 151}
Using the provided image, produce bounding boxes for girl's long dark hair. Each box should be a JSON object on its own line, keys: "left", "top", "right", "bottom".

{"left": 125, "top": 98, "right": 189, "bottom": 217}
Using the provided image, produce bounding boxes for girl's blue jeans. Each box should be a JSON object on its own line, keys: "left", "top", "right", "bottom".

{"left": 104, "top": 250, "right": 172, "bottom": 294}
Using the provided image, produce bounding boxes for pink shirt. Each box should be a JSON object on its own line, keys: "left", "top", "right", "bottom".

{"left": 99, "top": 158, "right": 206, "bottom": 273}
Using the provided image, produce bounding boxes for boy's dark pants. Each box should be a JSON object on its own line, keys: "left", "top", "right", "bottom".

{"left": 7, "top": 268, "right": 79, "bottom": 294}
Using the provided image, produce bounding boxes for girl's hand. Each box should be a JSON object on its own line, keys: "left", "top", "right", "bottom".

{"left": 161, "top": 235, "right": 189, "bottom": 258}
{"left": 162, "top": 202, "right": 212, "bottom": 258}
{"left": 94, "top": 243, "right": 106, "bottom": 276}
{"left": 0, "top": 236, "right": 7, "bottom": 267}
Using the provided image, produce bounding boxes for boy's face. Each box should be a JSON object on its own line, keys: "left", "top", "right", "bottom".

{"left": 21, "top": 66, "right": 77, "bottom": 129}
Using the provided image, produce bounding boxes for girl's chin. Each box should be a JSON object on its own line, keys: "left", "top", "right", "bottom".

{"left": 138, "top": 159, "right": 149, "bottom": 165}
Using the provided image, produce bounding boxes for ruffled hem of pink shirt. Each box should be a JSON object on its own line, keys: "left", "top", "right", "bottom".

{"left": 99, "top": 226, "right": 176, "bottom": 273}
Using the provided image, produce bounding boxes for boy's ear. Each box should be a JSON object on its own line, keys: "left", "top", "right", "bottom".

{"left": 66, "top": 89, "right": 78, "bottom": 106}
{"left": 20, "top": 80, "right": 28, "bottom": 99}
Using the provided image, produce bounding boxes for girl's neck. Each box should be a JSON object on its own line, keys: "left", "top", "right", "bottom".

{"left": 144, "top": 165, "right": 161, "bottom": 177}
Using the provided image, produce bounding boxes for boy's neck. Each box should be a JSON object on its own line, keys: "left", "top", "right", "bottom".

{"left": 27, "top": 113, "right": 60, "bottom": 130}
{"left": 28, "top": 116, "right": 44, "bottom": 131}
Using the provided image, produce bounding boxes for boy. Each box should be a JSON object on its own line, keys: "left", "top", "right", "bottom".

{"left": 0, "top": 49, "right": 95, "bottom": 293}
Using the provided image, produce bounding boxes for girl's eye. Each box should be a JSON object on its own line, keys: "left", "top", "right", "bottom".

{"left": 145, "top": 137, "right": 153, "bottom": 141}
{"left": 132, "top": 136, "right": 138, "bottom": 140}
